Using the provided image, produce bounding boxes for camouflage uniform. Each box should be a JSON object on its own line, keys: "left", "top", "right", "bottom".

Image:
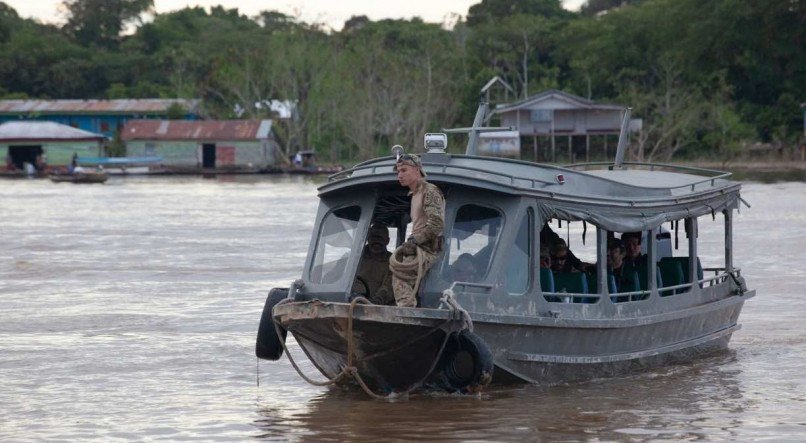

{"left": 391, "top": 177, "right": 445, "bottom": 307}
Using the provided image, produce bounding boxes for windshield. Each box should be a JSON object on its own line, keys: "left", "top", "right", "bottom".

{"left": 443, "top": 204, "right": 503, "bottom": 283}
{"left": 309, "top": 205, "right": 361, "bottom": 284}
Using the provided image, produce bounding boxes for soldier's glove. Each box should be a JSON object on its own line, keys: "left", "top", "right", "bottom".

{"left": 400, "top": 238, "right": 417, "bottom": 256}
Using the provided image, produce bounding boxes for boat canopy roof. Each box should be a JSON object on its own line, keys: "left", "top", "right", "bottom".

{"left": 320, "top": 153, "right": 743, "bottom": 232}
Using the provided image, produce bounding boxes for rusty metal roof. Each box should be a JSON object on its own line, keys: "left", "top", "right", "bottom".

{"left": 0, "top": 99, "right": 201, "bottom": 115}
{"left": 0, "top": 121, "right": 106, "bottom": 141}
{"left": 121, "top": 120, "right": 274, "bottom": 141}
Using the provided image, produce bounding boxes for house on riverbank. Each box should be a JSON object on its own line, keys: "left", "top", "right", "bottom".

{"left": 121, "top": 119, "right": 280, "bottom": 172}
{"left": 0, "top": 99, "right": 201, "bottom": 140}
{"left": 492, "top": 90, "right": 630, "bottom": 162}
{"left": 1, "top": 121, "right": 105, "bottom": 171}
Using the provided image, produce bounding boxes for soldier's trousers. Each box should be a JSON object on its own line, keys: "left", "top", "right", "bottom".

{"left": 390, "top": 247, "right": 438, "bottom": 308}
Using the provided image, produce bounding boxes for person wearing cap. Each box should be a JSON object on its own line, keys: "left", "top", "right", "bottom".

{"left": 389, "top": 154, "right": 445, "bottom": 307}
{"left": 352, "top": 223, "right": 394, "bottom": 305}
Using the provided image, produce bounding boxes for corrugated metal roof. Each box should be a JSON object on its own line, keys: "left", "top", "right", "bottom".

{"left": 120, "top": 120, "right": 274, "bottom": 141}
{"left": 0, "top": 121, "right": 105, "bottom": 141}
{"left": 0, "top": 99, "right": 201, "bottom": 115}
{"left": 493, "top": 89, "right": 624, "bottom": 113}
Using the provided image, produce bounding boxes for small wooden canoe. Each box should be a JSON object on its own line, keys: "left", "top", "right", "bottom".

{"left": 49, "top": 172, "right": 109, "bottom": 184}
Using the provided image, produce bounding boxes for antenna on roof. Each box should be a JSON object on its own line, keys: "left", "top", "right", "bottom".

{"left": 613, "top": 107, "right": 632, "bottom": 169}
{"left": 443, "top": 100, "right": 513, "bottom": 156}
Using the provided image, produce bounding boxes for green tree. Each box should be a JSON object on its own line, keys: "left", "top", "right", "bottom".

{"left": 467, "top": 0, "right": 569, "bottom": 25}
{"left": 61, "top": 0, "right": 154, "bottom": 48}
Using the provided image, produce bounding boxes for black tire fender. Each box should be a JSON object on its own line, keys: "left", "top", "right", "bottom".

{"left": 439, "top": 330, "right": 494, "bottom": 392}
{"left": 255, "top": 288, "right": 289, "bottom": 360}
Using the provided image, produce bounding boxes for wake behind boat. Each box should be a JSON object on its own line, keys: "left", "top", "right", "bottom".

{"left": 255, "top": 103, "right": 753, "bottom": 397}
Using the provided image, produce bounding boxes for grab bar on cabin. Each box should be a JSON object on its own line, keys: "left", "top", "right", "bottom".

{"left": 328, "top": 161, "right": 739, "bottom": 205}
{"left": 329, "top": 160, "right": 558, "bottom": 187}
{"left": 449, "top": 281, "right": 494, "bottom": 294}
{"left": 563, "top": 162, "right": 733, "bottom": 191}
{"left": 564, "top": 161, "right": 732, "bottom": 179}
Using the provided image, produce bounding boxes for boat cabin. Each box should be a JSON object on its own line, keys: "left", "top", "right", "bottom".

{"left": 300, "top": 151, "right": 745, "bottom": 320}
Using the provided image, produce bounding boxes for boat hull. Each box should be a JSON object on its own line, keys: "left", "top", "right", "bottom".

{"left": 277, "top": 290, "right": 750, "bottom": 390}
{"left": 275, "top": 301, "right": 465, "bottom": 393}
{"left": 478, "top": 293, "right": 749, "bottom": 384}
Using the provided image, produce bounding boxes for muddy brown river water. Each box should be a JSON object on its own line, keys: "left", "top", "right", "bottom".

{"left": 1, "top": 176, "right": 804, "bottom": 441}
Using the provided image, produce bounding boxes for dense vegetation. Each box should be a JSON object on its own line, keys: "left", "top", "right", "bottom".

{"left": 0, "top": 0, "right": 803, "bottom": 163}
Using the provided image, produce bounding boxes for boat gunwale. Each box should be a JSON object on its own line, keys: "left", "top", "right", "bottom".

{"left": 272, "top": 289, "right": 753, "bottom": 330}
{"left": 466, "top": 290, "right": 753, "bottom": 329}
{"left": 273, "top": 300, "right": 457, "bottom": 325}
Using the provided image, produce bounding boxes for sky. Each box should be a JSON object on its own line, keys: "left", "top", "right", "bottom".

{"left": 4, "top": 0, "right": 586, "bottom": 31}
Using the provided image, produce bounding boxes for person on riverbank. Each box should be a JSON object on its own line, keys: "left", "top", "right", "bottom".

{"left": 389, "top": 154, "right": 445, "bottom": 308}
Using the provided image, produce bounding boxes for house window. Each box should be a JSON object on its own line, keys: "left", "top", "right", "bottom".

{"left": 530, "top": 109, "right": 552, "bottom": 123}
{"left": 145, "top": 143, "right": 156, "bottom": 157}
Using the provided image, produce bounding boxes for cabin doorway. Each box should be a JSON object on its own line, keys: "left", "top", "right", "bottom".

{"left": 8, "top": 145, "right": 43, "bottom": 170}
{"left": 202, "top": 144, "right": 216, "bottom": 168}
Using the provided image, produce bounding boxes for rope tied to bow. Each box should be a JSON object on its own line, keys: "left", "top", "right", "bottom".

{"left": 272, "top": 293, "right": 472, "bottom": 399}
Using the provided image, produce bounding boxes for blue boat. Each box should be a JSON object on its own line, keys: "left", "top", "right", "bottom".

{"left": 77, "top": 156, "right": 164, "bottom": 175}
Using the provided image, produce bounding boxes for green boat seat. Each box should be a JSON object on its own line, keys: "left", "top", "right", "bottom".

{"left": 553, "top": 271, "right": 589, "bottom": 294}
{"left": 658, "top": 259, "right": 685, "bottom": 295}
{"left": 585, "top": 271, "right": 618, "bottom": 294}
{"left": 660, "top": 257, "right": 703, "bottom": 287}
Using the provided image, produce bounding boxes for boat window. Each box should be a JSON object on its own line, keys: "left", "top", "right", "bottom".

{"left": 697, "top": 212, "right": 729, "bottom": 285}
{"left": 444, "top": 204, "right": 503, "bottom": 282}
{"left": 542, "top": 219, "right": 599, "bottom": 303}
{"left": 309, "top": 205, "right": 361, "bottom": 284}
{"left": 602, "top": 229, "right": 653, "bottom": 302}
{"left": 505, "top": 210, "right": 532, "bottom": 294}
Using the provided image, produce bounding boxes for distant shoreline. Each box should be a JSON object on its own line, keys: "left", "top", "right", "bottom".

{"left": 679, "top": 160, "right": 806, "bottom": 172}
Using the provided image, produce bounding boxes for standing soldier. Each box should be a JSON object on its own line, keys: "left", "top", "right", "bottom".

{"left": 389, "top": 154, "right": 445, "bottom": 307}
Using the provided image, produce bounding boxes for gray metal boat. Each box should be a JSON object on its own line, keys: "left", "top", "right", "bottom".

{"left": 256, "top": 104, "right": 753, "bottom": 396}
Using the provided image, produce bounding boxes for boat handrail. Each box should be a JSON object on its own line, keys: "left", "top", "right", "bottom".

{"left": 543, "top": 290, "right": 649, "bottom": 303}
{"left": 327, "top": 162, "right": 737, "bottom": 205}
{"left": 543, "top": 271, "right": 736, "bottom": 304}
{"left": 699, "top": 271, "right": 731, "bottom": 287}
{"left": 329, "top": 161, "right": 558, "bottom": 186}
{"left": 563, "top": 161, "right": 733, "bottom": 192}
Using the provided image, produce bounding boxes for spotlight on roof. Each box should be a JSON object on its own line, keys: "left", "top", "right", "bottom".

{"left": 424, "top": 133, "right": 447, "bottom": 153}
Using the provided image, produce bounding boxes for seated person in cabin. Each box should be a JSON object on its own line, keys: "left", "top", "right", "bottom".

{"left": 608, "top": 238, "right": 626, "bottom": 276}
{"left": 450, "top": 253, "right": 478, "bottom": 283}
{"left": 352, "top": 223, "right": 394, "bottom": 305}
{"left": 550, "top": 238, "right": 581, "bottom": 273}
{"left": 604, "top": 237, "right": 630, "bottom": 292}
{"left": 621, "top": 232, "right": 646, "bottom": 268}
{"left": 540, "top": 244, "right": 551, "bottom": 269}
{"left": 541, "top": 223, "right": 585, "bottom": 270}
{"left": 586, "top": 238, "right": 627, "bottom": 293}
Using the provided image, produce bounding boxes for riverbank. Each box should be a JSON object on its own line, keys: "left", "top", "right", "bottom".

{"left": 678, "top": 160, "right": 806, "bottom": 182}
